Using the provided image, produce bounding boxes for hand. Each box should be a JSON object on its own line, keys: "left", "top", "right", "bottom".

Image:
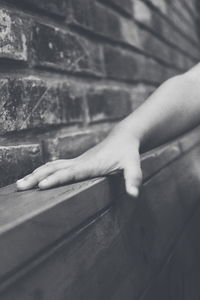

{"left": 16, "top": 125, "right": 142, "bottom": 197}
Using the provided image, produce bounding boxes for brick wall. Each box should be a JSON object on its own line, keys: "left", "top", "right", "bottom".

{"left": 0, "top": 0, "right": 199, "bottom": 187}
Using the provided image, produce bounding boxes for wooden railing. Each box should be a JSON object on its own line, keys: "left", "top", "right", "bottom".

{"left": 1, "top": 128, "right": 200, "bottom": 300}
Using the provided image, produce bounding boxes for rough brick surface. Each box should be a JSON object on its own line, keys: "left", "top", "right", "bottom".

{"left": 32, "top": 23, "right": 104, "bottom": 76}
{"left": 0, "top": 9, "right": 29, "bottom": 61}
{"left": 0, "top": 144, "right": 43, "bottom": 187}
{"left": 0, "top": 77, "right": 84, "bottom": 133}
{"left": 66, "top": 0, "right": 95, "bottom": 30}
{"left": 87, "top": 87, "right": 132, "bottom": 122}
{"left": 67, "top": 0, "right": 124, "bottom": 42}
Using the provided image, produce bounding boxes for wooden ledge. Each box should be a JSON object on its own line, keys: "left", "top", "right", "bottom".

{"left": 0, "top": 177, "right": 113, "bottom": 282}
{"left": 0, "top": 130, "right": 199, "bottom": 289}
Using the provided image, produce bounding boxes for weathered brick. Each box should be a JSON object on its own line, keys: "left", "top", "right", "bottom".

{"left": 0, "top": 144, "right": 43, "bottom": 187}
{"left": 92, "top": 3, "right": 124, "bottom": 41}
{"left": 32, "top": 23, "right": 104, "bottom": 76}
{"left": 66, "top": 0, "right": 95, "bottom": 29}
{"left": 87, "top": 87, "right": 132, "bottom": 122}
{"left": 67, "top": 0, "right": 124, "bottom": 42}
{"left": 0, "top": 77, "right": 84, "bottom": 133}
{"left": 0, "top": 9, "right": 29, "bottom": 61}
{"left": 43, "top": 127, "right": 111, "bottom": 160}
{"left": 104, "top": 46, "right": 173, "bottom": 83}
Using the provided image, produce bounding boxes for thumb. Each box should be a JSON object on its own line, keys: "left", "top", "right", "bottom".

{"left": 123, "top": 155, "right": 142, "bottom": 198}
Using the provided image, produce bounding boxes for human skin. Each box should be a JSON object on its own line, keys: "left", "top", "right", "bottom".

{"left": 16, "top": 63, "right": 200, "bottom": 197}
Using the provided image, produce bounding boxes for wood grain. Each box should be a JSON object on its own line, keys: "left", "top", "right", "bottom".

{"left": 1, "top": 141, "right": 200, "bottom": 299}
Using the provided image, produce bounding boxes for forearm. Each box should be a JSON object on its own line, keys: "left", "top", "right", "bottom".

{"left": 118, "top": 66, "right": 200, "bottom": 153}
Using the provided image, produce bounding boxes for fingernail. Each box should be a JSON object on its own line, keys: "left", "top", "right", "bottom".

{"left": 128, "top": 186, "right": 139, "bottom": 197}
{"left": 16, "top": 178, "right": 26, "bottom": 190}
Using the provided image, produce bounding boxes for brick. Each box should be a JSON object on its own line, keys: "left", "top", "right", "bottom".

{"left": 67, "top": 0, "right": 124, "bottom": 42}
{"left": 0, "top": 9, "right": 29, "bottom": 61}
{"left": 44, "top": 128, "right": 111, "bottom": 160}
{"left": 0, "top": 144, "right": 43, "bottom": 187}
{"left": 92, "top": 3, "right": 124, "bottom": 41}
{"left": 32, "top": 23, "right": 104, "bottom": 76}
{"left": 66, "top": 0, "right": 95, "bottom": 29}
{"left": 104, "top": 0, "right": 133, "bottom": 15}
{"left": 23, "top": 0, "right": 68, "bottom": 17}
{"left": 132, "top": 27, "right": 183, "bottom": 69}
{"left": 0, "top": 77, "right": 84, "bottom": 133}
{"left": 104, "top": 46, "right": 172, "bottom": 83}
{"left": 120, "top": 17, "right": 189, "bottom": 70}
{"left": 87, "top": 87, "right": 132, "bottom": 122}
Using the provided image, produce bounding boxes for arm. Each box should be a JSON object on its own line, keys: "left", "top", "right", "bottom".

{"left": 16, "top": 64, "right": 200, "bottom": 197}
{"left": 122, "top": 63, "right": 200, "bottom": 153}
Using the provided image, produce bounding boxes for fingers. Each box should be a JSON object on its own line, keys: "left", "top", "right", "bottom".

{"left": 38, "top": 168, "right": 75, "bottom": 189}
{"left": 38, "top": 163, "right": 93, "bottom": 189}
{"left": 17, "top": 157, "right": 97, "bottom": 190}
{"left": 123, "top": 157, "right": 142, "bottom": 198}
{"left": 16, "top": 160, "right": 72, "bottom": 190}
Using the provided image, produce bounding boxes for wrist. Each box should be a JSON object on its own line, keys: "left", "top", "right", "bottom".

{"left": 111, "top": 119, "right": 141, "bottom": 151}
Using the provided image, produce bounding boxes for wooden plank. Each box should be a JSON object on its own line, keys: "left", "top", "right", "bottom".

{"left": 1, "top": 144, "right": 200, "bottom": 299}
